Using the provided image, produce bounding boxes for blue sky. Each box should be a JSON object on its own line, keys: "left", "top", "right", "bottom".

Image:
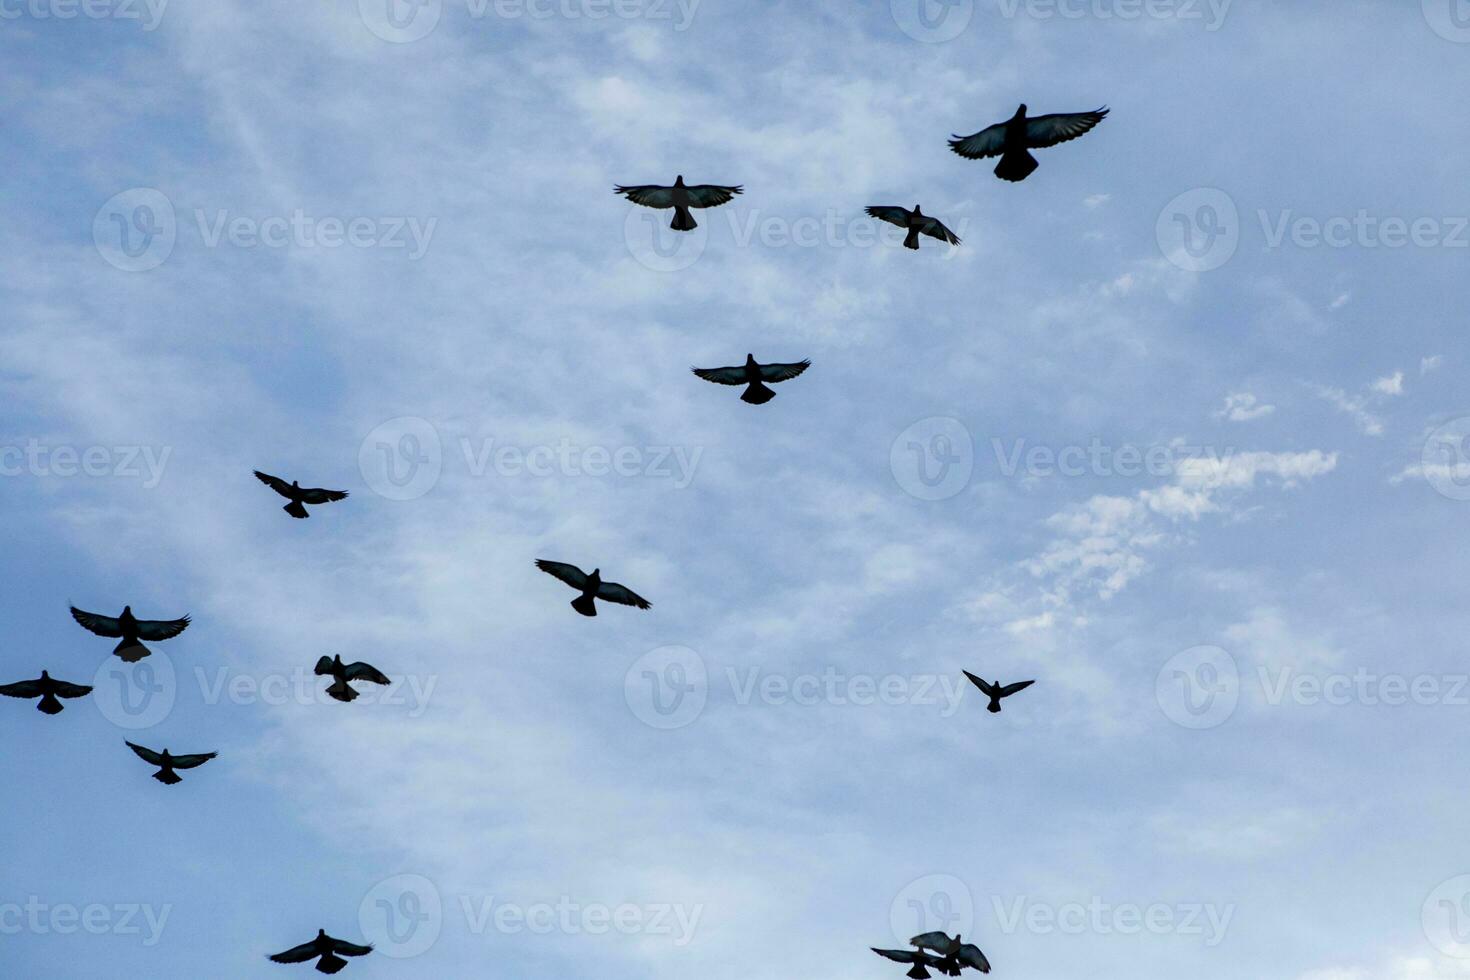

{"left": 3, "top": 0, "right": 1470, "bottom": 977}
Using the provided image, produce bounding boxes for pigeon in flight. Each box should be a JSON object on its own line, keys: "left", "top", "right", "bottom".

{"left": 71, "top": 605, "right": 190, "bottom": 662}
{"left": 949, "top": 104, "right": 1109, "bottom": 182}
{"left": 314, "top": 655, "right": 391, "bottom": 703}
{"left": 872, "top": 947, "right": 950, "bottom": 979}
{"left": 964, "top": 671, "right": 1035, "bottom": 713}
{"left": 0, "top": 671, "right": 92, "bottom": 715}
{"left": 692, "top": 354, "right": 810, "bottom": 405}
{"left": 535, "top": 560, "right": 651, "bottom": 617}
{"left": 865, "top": 205, "right": 961, "bottom": 250}
{"left": 255, "top": 471, "right": 349, "bottom": 519}
{"left": 268, "top": 929, "right": 374, "bottom": 974}
{"left": 909, "top": 932, "right": 992, "bottom": 975}
{"left": 614, "top": 175, "right": 742, "bottom": 231}
{"left": 125, "top": 741, "right": 217, "bottom": 785}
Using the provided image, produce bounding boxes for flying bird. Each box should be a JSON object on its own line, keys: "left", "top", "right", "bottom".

{"left": 614, "top": 175, "right": 742, "bottom": 231}
{"left": 0, "top": 670, "right": 92, "bottom": 715}
{"left": 964, "top": 671, "right": 1035, "bottom": 714}
{"left": 71, "top": 604, "right": 190, "bottom": 662}
{"left": 692, "top": 354, "right": 810, "bottom": 405}
{"left": 865, "top": 205, "right": 961, "bottom": 250}
{"left": 949, "top": 104, "right": 1109, "bottom": 182}
{"left": 314, "top": 655, "right": 391, "bottom": 703}
{"left": 535, "top": 560, "right": 651, "bottom": 617}
{"left": 268, "top": 929, "right": 374, "bottom": 974}
{"left": 125, "top": 741, "right": 216, "bottom": 785}
{"left": 910, "top": 932, "right": 992, "bottom": 975}
{"left": 255, "top": 471, "right": 349, "bottom": 519}
{"left": 872, "top": 947, "right": 949, "bottom": 979}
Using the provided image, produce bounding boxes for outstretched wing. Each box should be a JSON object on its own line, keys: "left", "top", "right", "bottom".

{"left": 314, "top": 656, "right": 336, "bottom": 676}
{"left": 759, "top": 360, "right": 810, "bottom": 384}
{"left": 343, "top": 662, "right": 391, "bottom": 686}
{"left": 535, "top": 560, "right": 589, "bottom": 590}
{"left": 873, "top": 948, "right": 938, "bottom": 966}
{"left": 71, "top": 607, "right": 123, "bottom": 638}
{"left": 298, "top": 488, "right": 349, "bottom": 505}
{"left": 125, "top": 741, "right": 164, "bottom": 765}
{"left": 268, "top": 941, "right": 320, "bottom": 964}
{"left": 685, "top": 184, "right": 742, "bottom": 208}
{"left": 327, "top": 937, "right": 374, "bottom": 957}
{"left": 948, "top": 121, "right": 1007, "bottom": 159}
{"left": 866, "top": 206, "right": 910, "bottom": 229}
{"left": 1025, "top": 107, "right": 1108, "bottom": 149}
{"left": 135, "top": 615, "right": 190, "bottom": 641}
{"left": 597, "top": 581, "right": 651, "bottom": 610}
{"left": 919, "top": 216, "right": 961, "bottom": 245}
{"left": 52, "top": 680, "right": 94, "bottom": 699}
{"left": 0, "top": 679, "right": 44, "bottom": 699}
{"left": 614, "top": 184, "right": 675, "bottom": 208}
{"left": 957, "top": 943, "right": 992, "bottom": 973}
{"left": 910, "top": 931, "right": 959, "bottom": 955}
{"left": 962, "top": 671, "right": 997, "bottom": 698}
{"left": 998, "top": 679, "right": 1036, "bottom": 698}
{"left": 170, "top": 752, "right": 217, "bottom": 770}
{"left": 253, "top": 471, "right": 295, "bottom": 499}
{"left": 691, "top": 366, "right": 747, "bottom": 386}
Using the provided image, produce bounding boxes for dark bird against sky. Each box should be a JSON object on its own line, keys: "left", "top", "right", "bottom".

{"left": 255, "top": 471, "right": 349, "bottom": 519}
{"left": 614, "top": 175, "right": 742, "bottom": 231}
{"left": 910, "top": 931, "right": 993, "bottom": 974}
{"left": 692, "top": 354, "right": 810, "bottom": 404}
{"left": 535, "top": 560, "right": 651, "bottom": 617}
{"left": 865, "top": 205, "right": 962, "bottom": 250}
{"left": 872, "top": 946, "right": 949, "bottom": 979}
{"left": 71, "top": 605, "right": 190, "bottom": 662}
{"left": 125, "top": 741, "right": 217, "bottom": 785}
{"left": 949, "top": 104, "right": 1109, "bottom": 182}
{"left": 963, "top": 671, "right": 1035, "bottom": 714}
{"left": 314, "top": 655, "right": 391, "bottom": 703}
{"left": 0, "top": 670, "right": 92, "bottom": 715}
{"left": 268, "top": 929, "right": 374, "bottom": 974}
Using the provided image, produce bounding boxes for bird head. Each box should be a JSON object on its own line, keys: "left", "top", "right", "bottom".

{"left": 674, "top": 175, "right": 685, "bottom": 185}
{"left": 913, "top": 204, "right": 923, "bottom": 215}
{"left": 40, "top": 670, "right": 51, "bottom": 680}
{"left": 1015, "top": 103, "right": 1027, "bottom": 116}
{"left": 292, "top": 480, "right": 300, "bottom": 488}
{"left": 745, "top": 353, "right": 757, "bottom": 364}
{"left": 122, "top": 605, "right": 133, "bottom": 615}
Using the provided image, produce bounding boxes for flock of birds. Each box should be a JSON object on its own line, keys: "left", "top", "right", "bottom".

{"left": 8, "top": 101, "right": 1108, "bottom": 973}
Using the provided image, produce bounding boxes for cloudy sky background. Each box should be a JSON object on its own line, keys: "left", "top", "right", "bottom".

{"left": 3, "top": 0, "right": 1470, "bottom": 976}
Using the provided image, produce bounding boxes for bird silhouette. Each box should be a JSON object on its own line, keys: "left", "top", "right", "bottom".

{"left": 125, "top": 741, "right": 216, "bottom": 785}
{"left": 865, "top": 205, "right": 961, "bottom": 250}
{"left": 535, "top": 560, "right": 651, "bottom": 617}
{"left": 909, "top": 932, "right": 992, "bottom": 974}
{"left": 692, "top": 354, "right": 810, "bottom": 404}
{"left": 268, "top": 929, "right": 374, "bottom": 974}
{"left": 314, "top": 655, "right": 391, "bottom": 703}
{"left": 614, "top": 175, "right": 742, "bottom": 231}
{"left": 255, "top": 471, "right": 349, "bottom": 519}
{"left": 0, "top": 670, "right": 92, "bottom": 715}
{"left": 963, "top": 671, "right": 1034, "bottom": 713}
{"left": 71, "top": 605, "right": 190, "bottom": 662}
{"left": 872, "top": 946, "right": 949, "bottom": 979}
{"left": 949, "top": 104, "right": 1109, "bottom": 182}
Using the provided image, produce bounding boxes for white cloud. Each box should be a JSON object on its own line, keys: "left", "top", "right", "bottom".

{"left": 1214, "top": 391, "right": 1276, "bottom": 422}
{"left": 1371, "top": 370, "right": 1405, "bottom": 396}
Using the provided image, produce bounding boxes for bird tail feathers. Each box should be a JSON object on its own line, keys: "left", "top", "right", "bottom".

{"left": 115, "top": 639, "right": 151, "bottom": 662}
{"left": 995, "top": 149, "right": 1038, "bottom": 182}
{"left": 670, "top": 206, "right": 697, "bottom": 231}
{"left": 316, "top": 953, "right": 348, "bottom": 974}
{"left": 153, "top": 768, "right": 182, "bottom": 785}
{"left": 571, "top": 594, "right": 598, "bottom": 617}
{"left": 741, "top": 381, "right": 776, "bottom": 405}
{"left": 907, "top": 964, "right": 932, "bottom": 980}
{"left": 38, "top": 693, "right": 63, "bottom": 715}
{"left": 284, "top": 499, "right": 309, "bottom": 519}
{"left": 327, "top": 681, "right": 359, "bottom": 703}
{"left": 903, "top": 227, "right": 920, "bottom": 250}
